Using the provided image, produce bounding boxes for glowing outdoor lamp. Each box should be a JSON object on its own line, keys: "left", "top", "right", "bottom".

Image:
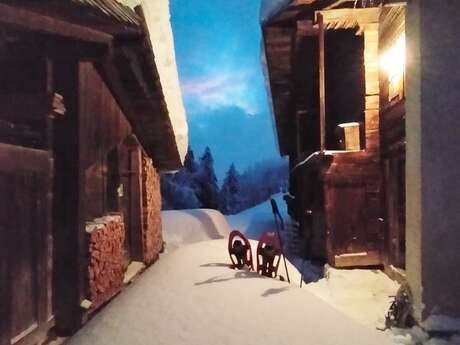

{"left": 380, "top": 33, "right": 406, "bottom": 100}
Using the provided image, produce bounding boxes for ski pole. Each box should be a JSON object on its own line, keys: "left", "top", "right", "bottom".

{"left": 300, "top": 258, "right": 306, "bottom": 288}
{"left": 270, "top": 199, "right": 290, "bottom": 284}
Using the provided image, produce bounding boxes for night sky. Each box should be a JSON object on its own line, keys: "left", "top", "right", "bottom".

{"left": 170, "top": 0, "right": 282, "bottom": 181}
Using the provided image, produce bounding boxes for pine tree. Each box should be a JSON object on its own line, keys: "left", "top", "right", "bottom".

{"left": 174, "top": 147, "right": 195, "bottom": 186}
{"left": 183, "top": 146, "right": 198, "bottom": 174}
{"left": 195, "top": 147, "right": 219, "bottom": 209}
{"left": 220, "top": 163, "right": 241, "bottom": 214}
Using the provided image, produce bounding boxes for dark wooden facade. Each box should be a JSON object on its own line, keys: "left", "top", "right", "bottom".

{"left": 379, "top": 6, "right": 406, "bottom": 270}
{"left": 0, "top": 2, "right": 182, "bottom": 344}
{"left": 264, "top": 3, "right": 407, "bottom": 268}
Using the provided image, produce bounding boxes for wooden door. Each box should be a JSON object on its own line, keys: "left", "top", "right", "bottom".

{"left": 326, "top": 183, "right": 382, "bottom": 267}
{"left": 0, "top": 144, "right": 53, "bottom": 345}
{"left": 385, "top": 158, "right": 406, "bottom": 268}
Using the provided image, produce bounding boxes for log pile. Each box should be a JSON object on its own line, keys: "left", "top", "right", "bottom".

{"left": 142, "top": 154, "right": 163, "bottom": 265}
{"left": 86, "top": 214, "right": 126, "bottom": 310}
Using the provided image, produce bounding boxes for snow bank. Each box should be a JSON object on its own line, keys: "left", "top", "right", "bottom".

{"left": 162, "top": 209, "right": 231, "bottom": 251}
{"left": 68, "top": 239, "right": 396, "bottom": 345}
{"left": 389, "top": 326, "right": 460, "bottom": 345}
{"left": 122, "top": 0, "right": 188, "bottom": 163}
{"left": 423, "top": 315, "right": 460, "bottom": 333}
{"left": 226, "top": 193, "right": 286, "bottom": 239}
{"left": 305, "top": 266, "right": 400, "bottom": 329}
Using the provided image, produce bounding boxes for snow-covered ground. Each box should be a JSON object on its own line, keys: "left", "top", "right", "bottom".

{"left": 68, "top": 238, "right": 396, "bottom": 345}
{"left": 65, "top": 195, "right": 458, "bottom": 345}
{"left": 227, "top": 194, "right": 399, "bottom": 329}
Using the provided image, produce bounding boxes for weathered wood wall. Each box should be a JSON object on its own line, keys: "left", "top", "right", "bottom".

{"left": 79, "top": 62, "right": 132, "bottom": 221}
{"left": 0, "top": 57, "right": 56, "bottom": 345}
{"left": 0, "top": 145, "right": 54, "bottom": 345}
{"left": 379, "top": 6, "right": 406, "bottom": 269}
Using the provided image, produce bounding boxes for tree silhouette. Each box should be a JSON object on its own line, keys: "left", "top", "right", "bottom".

{"left": 220, "top": 163, "right": 241, "bottom": 214}
{"left": 195, "top": 147, "right": 220, "bottom": 209}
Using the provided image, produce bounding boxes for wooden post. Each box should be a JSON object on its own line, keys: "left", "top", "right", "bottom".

{"left": 129, "top": 145, "right": 144, "bottom": 262}
{"left": 53, "top": 60, "right": 85, "bottom": 333}
{"left": 318, "top": 13, "right": 326, "bottom": 151}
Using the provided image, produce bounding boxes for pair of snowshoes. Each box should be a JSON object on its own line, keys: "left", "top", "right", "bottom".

{"left": 228, "top": 230, "right": 282, "bottom": 279}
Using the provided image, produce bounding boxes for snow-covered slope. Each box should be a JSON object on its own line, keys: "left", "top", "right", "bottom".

{"left": 226, "top": 193, "right": 286, "bottom": 239}
{"left": 162, "top": 209, "right": 231, "bottom": 251}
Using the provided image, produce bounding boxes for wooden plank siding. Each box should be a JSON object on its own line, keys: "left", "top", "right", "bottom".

{"left": 379, "top": 6, "right": 406, "bottom": 269}
{"left": 0, "top": 3, "right": 181, "bottom": 342}
{"left": 0, "top": 145, "right": 54, "bottom": 345}
{"left": 0, "top": 56, "right": 56, "bottom": 345}
{"left": 263, "top": 26, "right": 296, "bottom": 155}
{"left": 263, "top": 2, "right": 409, "bottom": 269}
{"left": 278, "top": 8, "right": 385, "bottom": 267}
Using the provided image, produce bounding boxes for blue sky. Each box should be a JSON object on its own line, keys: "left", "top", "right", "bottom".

{"left": 170, "top": 0, "right": 282, "bottom": 181}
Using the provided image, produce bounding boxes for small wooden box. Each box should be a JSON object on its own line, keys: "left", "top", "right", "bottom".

{"left": 336, "top": 122, "right": 361, "bottom": 151}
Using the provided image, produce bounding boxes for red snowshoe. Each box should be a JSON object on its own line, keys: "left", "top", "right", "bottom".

{"left": 256, "top": 231, "right": 282, "bottom": 278}
{"left": 228, "top": 230, "right": 254, "bottom": 270}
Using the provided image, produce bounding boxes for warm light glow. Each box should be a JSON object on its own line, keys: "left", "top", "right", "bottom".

{"left": 380, "top": 33, "right": 406, "bottom": 80}
{"left": 380, "top": 33, "right": 406, "bottom": 100}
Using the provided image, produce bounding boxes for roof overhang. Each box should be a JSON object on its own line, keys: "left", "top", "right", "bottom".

{"left": 0, "top": 0, "right": 188, "bottom": 171}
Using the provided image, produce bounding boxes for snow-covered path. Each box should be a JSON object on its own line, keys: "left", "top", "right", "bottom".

{"left": 67, "top": 238, "right": 396, "bottom": 345}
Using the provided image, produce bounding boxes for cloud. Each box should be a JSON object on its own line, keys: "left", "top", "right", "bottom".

{"left": 180, "top": 70, "right": 263, "bottom": 115}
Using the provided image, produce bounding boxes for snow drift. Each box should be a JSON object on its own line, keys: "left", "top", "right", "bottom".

{"left": 162, "top": 209, "right": 231, "bottom": 251}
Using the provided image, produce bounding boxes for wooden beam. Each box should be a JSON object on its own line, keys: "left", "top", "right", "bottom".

{"left": 318, "top": 13, "right": 326, "bottom": 151}
{"left": 315, "top": 7, "right": 380, "bottom": 29}
{"left": 0, "top": 3, "right": 113, "bottom": 46}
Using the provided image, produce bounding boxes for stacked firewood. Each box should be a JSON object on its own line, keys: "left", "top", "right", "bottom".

{"left": 86, "top": 214, "right": 125, "bottom": 310}
{"left": 142, "top": 155, "right": 163, "bottom": 264}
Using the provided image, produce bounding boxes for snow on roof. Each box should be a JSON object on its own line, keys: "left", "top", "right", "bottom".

{"left": 121, "top": 0, "right": 189, "bottom": 164}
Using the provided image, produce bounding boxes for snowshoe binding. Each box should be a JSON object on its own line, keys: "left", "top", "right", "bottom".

{"left": 257, "top": 231, "right": 282, "bottom": 279}
{"left": 228, "top": 230, "right": 254, "bottom": 270}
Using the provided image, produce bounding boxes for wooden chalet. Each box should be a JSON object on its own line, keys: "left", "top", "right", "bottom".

{"left": 262, "top": 0, "right": 407, "bottom": 269}
{"left": 0, "top": 1, "right": 187, "bottom": 344}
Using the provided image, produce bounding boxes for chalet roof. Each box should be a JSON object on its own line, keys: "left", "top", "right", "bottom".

{"left": 0, "top": 0, "right": 188, "bottom": 171}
